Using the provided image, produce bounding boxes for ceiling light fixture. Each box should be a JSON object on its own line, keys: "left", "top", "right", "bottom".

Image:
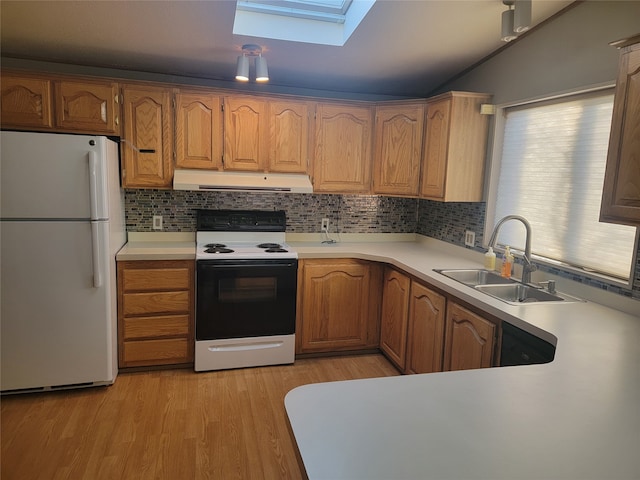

{"left": 501, "top": 0, "right": 532, "bottom": 42}
{"left": 501, "top": 1, "right": 517, "bottom": 42}
{"left": 513, "top": 0, "right": 532, "bottom": 33}
{"left": 235, "top": 44, "right": 269, "bottom": 83}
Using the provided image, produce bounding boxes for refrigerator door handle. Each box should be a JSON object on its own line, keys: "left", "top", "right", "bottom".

{"left": 90, "top": 222, "right": 103, "bottom": 288}
{"left": 88, "top": 151, "right": 100, "bottom": 220}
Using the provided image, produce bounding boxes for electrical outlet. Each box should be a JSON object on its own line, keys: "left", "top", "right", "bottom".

{"left": 321, "top": 218, "right": 330, "bottom": 232}
{"left": 464, "top": 230, "right": 475, "bottom": 247}
{"left": 153, "top": 215, "right": 163, "bottom": 230}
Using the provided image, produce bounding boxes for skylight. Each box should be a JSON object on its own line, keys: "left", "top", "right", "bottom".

{"left": 234, "top": 0, "right": 376, "bottom": 46}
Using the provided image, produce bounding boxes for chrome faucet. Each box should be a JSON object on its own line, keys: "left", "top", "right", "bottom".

{"left": 487, "top": 215, "right": 537, "bottom": 284}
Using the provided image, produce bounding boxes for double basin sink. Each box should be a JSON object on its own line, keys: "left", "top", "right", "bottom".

{"left": 435, "top": 269, "right": 582, "bottom": 305}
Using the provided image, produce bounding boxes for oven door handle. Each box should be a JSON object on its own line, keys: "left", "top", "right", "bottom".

{"left": 208, "top": 341, "right": 284, "bottom": 352}
{"left": 199, "top": 262, "right": 297, "bottom": 268}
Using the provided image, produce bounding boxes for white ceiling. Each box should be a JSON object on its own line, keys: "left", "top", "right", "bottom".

{"left": 0, "top": 0, "right": 575, "bottom": 98}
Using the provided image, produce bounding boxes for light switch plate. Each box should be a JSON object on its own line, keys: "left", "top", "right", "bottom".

{"left": 153, "top": 215, "right": 163, "bottom": 230}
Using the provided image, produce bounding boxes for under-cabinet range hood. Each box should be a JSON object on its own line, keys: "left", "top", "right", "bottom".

{"left": 173, "top": 169, "right": 313, "bottom": 193}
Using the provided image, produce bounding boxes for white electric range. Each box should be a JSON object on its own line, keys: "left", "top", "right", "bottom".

{"left": 194, "top": 210, "right": 297, "bottom": 372}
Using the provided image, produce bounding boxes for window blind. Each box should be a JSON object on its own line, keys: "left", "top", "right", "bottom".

{"left": 493, "top": 91, "right": 636, "bottom": 280}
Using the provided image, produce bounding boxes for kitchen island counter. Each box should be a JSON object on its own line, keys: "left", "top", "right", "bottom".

{"left": 285, "top": 236, "right": 640, "bottom": 480}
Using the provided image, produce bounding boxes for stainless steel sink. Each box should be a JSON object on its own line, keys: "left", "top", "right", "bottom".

{"left": 475, "top": 283, "right": 581, "bottom": 304}
{"left": 435, "top": 268, "right": 582, "bottom": 305}
{"left": 435, "top": 269, "right": 517, "bottom": 286}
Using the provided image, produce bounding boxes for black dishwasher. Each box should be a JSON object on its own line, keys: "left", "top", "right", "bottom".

{"left": 500, "top": 322, "right": 556, "bottom": 366}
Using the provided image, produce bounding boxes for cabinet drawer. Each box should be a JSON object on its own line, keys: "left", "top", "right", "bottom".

{"left": 123, "top": 291, "right": 190, "bottom": 316}
{"left": 121, "top": 267, "right": 191, "bottom": 292}
{"left": 122, "top": 338, "right": 190, "bottom": 365}
{"left": 122, "top": 314, "right": 190, "bottom": 340}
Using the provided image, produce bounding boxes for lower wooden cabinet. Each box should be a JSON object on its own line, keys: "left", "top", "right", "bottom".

{"left": 296, "top": 259, "right": 382, "bottom": 354}
{"left": 117, "top": 260, "right": 194, "bottom": 368}
{"left": 379, "top": 266, "right": 497, "bottom": 373}
{"left": 443, "top": 301, "right": 496, "bottom": 371}
{"left": 405, "top": 281, "right": 446, "bottom": 374}
{"left": 380, "top": 268, "right": 447, "bottom": 374}
{"left": 380, "top": 267, "right": 411, "bottom": 370}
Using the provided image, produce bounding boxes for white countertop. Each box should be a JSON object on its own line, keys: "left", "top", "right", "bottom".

{"left": 283, "top": 237, "right": 640, "bottom": 480}
{"left": 116, "top": 233, "right": 640, "bottom": 479}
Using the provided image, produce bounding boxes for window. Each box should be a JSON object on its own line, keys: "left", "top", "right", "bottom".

{"left": 234, "top": 0, "right": 376, "bottom": 46}
{"left": 487, "top": 89, "right": 637, "bottom": 282}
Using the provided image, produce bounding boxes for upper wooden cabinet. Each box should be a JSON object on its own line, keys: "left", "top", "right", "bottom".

{"left": 379, "top": 267, "right": 411, "bottom": 371}
{"left": 267, "top": 99, "right": 312, "bottom": 173}
{"left": 296, "top": 259, "right": 382, "bottom": 354}
{"left": 600, "top": 35, "right": 640, "bottom": 226}
{"left": 373, "top": 103, "right": 425, "bottom": 196}
{"left": 1, "top": 73, "right": 120, "bottom": 134}
{"left": 54, "top": 80, "right": 120, "bottom": 134}
{"left": 223, "top": 96, "right": 268, "bottom": 171}
{"left": 121, "top": 84, "right": 173, "bottom": 188}
{"left": 443, "top": 301, "right": 496, "bottom": 371}
{"left": 174, "top": 90, "right": 223, "bottom": 170}
{"left": 313, "top": 103, "right": 373, "bottom": 193}
{"left": 420, "top": 92, "right": 491, "bottom": 202}
{"left": 405, "top": 281, "right": 446, "bottom": 375}
{"left": 1, "top": 74, "right": 53, "bottom": 129}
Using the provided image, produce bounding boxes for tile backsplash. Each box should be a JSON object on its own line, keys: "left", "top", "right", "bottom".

{"left": 124, "top": 190, "right": 639, "bottom": 300}
{"left": 125, "top": 190, "right": 417, "bottom": 233}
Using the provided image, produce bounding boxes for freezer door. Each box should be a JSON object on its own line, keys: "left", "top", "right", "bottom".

{"left": 0, "top": 220, "right": 117, "bottom": 392}
{"left": 0, "top": 131, "right": 111, "bottom": 220}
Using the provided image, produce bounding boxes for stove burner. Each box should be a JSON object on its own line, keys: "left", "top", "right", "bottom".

{"left": 205, "top": 243, "right": 227, "bottom": 248}
{"left": 257, "top": 243, "right": 282, "bottom": 249}
{"left": 265, "top": 248, "right": 288, "bottom": 253}
{"left": 204, "top": 247, "right": 234, "bottom": 254}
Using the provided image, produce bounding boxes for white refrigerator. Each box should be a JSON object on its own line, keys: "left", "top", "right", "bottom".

{"left": 1, "top": 131, "right": 126, "bottom": 393}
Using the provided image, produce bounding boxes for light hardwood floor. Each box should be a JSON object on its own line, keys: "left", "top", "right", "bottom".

{"left": 1, "top": 354, "right": 399, "bottom": 480}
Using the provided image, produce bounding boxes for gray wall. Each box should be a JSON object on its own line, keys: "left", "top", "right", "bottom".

{"left": 435, "top": 1, "right": 640, "bottom": 103}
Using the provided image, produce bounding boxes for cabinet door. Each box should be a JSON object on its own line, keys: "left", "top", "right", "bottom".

{"left": 268, "top": 100, "right": 311, "bottom": 173}
{"left": 175, "top": 90, "right": 223, "bottom": 170}
{"left": 297, "top": 259, "right": 381, "bottom": 354}
{"left": 420, "top": 92, "right": 490, "bottom": 202}
{"left": 406, "top": 281, "right": 445, "bottom": 374}
{"left": 420, "top": 97, "right": 450, "bottom": 199}
{"left": 223, "top": 96, "right": 267, "bottom": 171}
{"left": 600, "top": 40, "right": 640, "bottom": 225}
{"left": 54, "top": 80, "right": 120, "bottom": 134}
{"left": 121, "top": 85, "right": 173, "bottom": 188}
{"left": 0, "top": 75, "right": 53, "bottom": 128}
{"left": 313, "top": 103, "right": 373, "bottom": 193}
{"left": 379, "top": 267, "right": 411, "bottom": 370}
{"left": 373, "top": 103, "right": 424, "bottom": 196}
{"left": 443, "top": 301, "right": 496, "bottom": 371}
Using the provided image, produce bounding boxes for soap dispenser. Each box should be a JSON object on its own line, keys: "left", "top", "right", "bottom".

{"left": 501, "top": 246, "right": 514, "bottom": 278}
{"left": 484, "top": 247, "right": 496, "bottom": 270}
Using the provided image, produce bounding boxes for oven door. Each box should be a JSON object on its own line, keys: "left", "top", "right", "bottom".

{"left": 196, "top": 259, "right": 297, "bottom": 340}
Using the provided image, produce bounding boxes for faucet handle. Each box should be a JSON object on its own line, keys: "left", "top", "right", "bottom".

{"left": 538, "top": 280, "right": 556, "bottom": 294}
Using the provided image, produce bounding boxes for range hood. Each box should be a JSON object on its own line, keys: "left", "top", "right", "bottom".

{"left": 173, "top": 169, "right": 313, "bottom": 193}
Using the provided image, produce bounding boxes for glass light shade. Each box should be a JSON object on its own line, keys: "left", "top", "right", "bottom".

{"left": 235, "top": 55, "right": 249, "bottom": 81}
{"left": 501, "top": 9, "right": 517, "bottom": 42}
{"left": 255, "top": 55, "right": 269, "bottom": 82}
